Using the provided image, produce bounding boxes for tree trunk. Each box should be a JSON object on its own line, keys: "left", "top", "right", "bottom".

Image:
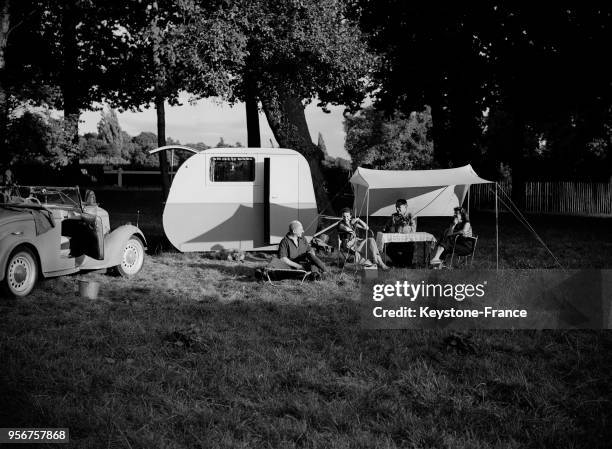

{"left": 155, "top": 96, "right": 170, "bottom": 200}
{"left": 245, "top": 77, "right": 260, "bottom": 147}
{"left": 509, "top": 115, "right": 526, "bottom": 210}
{"left": 428, "top": 98, "right": 449, "bottom": 168}
{"left": 0, "top": 0, "right": 8, "bottom": 69}
{"left": 447, "top": 75, "right": 482, "bottom": 169}
{"left": 509, "top": 90, "right": 526, "bottom": 210}
{"left": 61, "top": 0, "right": 80, "bottom": 163}
{"left": 0, "top": 0, "right": 10, "bottom": 161}
{"left": 260, "top": 85, "right": 333, "bottom": 214}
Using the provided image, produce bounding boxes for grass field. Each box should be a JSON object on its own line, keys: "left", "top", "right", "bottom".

{"left": 1, "top": 191, "right": 611, "bottom": 448}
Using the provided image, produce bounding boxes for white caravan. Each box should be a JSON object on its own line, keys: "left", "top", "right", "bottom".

{"left": 149, "top": 146, "right": 318, "bottom": 252}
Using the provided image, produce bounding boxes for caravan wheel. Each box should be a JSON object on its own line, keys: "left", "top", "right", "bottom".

{"left": 116, "top": 236, "right": 145, "bottom": 277}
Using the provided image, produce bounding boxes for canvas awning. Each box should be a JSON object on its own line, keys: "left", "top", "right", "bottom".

{"left": 350, "top": 165, "right": 492, "bottom": 216}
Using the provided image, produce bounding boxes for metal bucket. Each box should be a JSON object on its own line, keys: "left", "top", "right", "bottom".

{"left": 78, "top": 280, "right": 100, "bottom": 299}
{"left": 361, "top": 264, "right": 378, "bottom": 279}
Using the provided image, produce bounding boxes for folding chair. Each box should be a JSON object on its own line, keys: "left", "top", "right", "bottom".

{"left": 260, "top": 257, "right": 316, "bottom": 284}
{"left": 337, "top": 232, "right": 354, "bottom": 268}
{"left": 338, "top": 231, "right": 381, "bottom": 275}
{"left": 448, "top": 235, "right": 478, "bottom": 269}
{"left": 338, "top": 226, "right": 372, "bottom": 274}
{"left": 264, "top": 268, "right": 314, "bottom": 285}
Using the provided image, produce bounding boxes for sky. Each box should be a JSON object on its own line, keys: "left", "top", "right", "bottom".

{"left": 80, "top": 95, "right": 351, "bottom": 159}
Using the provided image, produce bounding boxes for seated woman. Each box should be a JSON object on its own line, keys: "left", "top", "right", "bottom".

{"left": 338, "top": 207, "right": 389, "bottom": 270}
{"left": 430, "top": 207, "right": 474, "bottom": 266}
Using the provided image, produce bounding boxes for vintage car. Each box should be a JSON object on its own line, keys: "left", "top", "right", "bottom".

{"left": 0, "top": 186, "right": 146, "bottom": 297}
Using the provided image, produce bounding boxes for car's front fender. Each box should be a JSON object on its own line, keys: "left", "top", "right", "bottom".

{"left": 78, "top": 225, "right": 146, "bottom": 270}
{"left": 0, "top": 234, "right": 39, "bottom": 282}
{"left": 0, "top": 216, "right": 48, "bottom": 282}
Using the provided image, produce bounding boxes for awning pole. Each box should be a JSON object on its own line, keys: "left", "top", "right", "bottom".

{"left": 365, "top": 189, "right": 369, "bottom": 261}
{"left": 467, "top": 185, "right": 470, "bottom": 215}
{"left": 495, "top": 182, "right": 499, "bottom": 271}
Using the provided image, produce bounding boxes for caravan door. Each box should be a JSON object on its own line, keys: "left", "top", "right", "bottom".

{"left": 266, "top": 155, "right": 299, "bottom": 244}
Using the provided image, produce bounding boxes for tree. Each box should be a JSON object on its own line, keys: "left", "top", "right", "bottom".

{"left": 480, "top": 5, "right": 612, "bottom": 203}
{"left": 355, "top": 3, "right": 490, "bottom": 169}
{"left": 79, "top": 132, "right": 110, "bottom": 160}
{"left": 6, "top": 110, "right": 72, "bottom": 167}
{"left": 356, "top": 3, "right": 612, "bottom": 205}
{"left": 244, "top": 61, "right": 261, "bottom": 148}
{"left": 0, "top": 0, "right": 61, "bottom": 159}
{"left": 0, "top": 0, "right": 134, "bottom": 171}
{"left": 184, "top": 141, "right": 210, "bottom": 152}
{"left": 47, "top": 1, "right": 127, "bottom": 158}
{"left": 345, "top": 106, "right": 434, "bottom": 170}
{"left": 97, "top": 108, "right": 123, "bottom": 153}
{"left": 317, "top": 132, "right": 328, "bottom": 156}
{"left": 235, "top": 0, "right": 372, "bottom": 212}
{"left": 0, "top": 0, "right": 10, "bottom": 153}
{"left": 131, "top": 132, "right": 160, "bottom": 167}
{"left": 215, "top": 137, "right": 231, "bottom": 148}
{"left": 99, "top": 0, "right": 248, "bottom": 199}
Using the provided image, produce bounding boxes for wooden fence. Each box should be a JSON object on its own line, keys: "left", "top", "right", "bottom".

{"left": 469, "top": 181, "right": 612, "bottom": 217}
{"left": 103, "top": 167, "right": 176, "bottom": 187}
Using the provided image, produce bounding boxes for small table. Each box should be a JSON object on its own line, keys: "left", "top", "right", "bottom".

{"left": 376, "top": 232, "right": 437, "bottom": 267}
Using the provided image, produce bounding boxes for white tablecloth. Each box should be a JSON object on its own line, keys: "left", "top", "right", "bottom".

{"left": 376, "top": 232, "right": 436, "bottom": 252}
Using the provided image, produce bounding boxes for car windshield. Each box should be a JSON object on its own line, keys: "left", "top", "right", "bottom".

{"left": 1, "top": 186, "right": 82, "bottom": 210}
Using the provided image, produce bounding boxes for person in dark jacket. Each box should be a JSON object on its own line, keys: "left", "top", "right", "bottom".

{"left": 384, "top": 198, "right": 417, "bottom": 267}
{"left": 277, "top": 220, "right": 328, "bottom": 273}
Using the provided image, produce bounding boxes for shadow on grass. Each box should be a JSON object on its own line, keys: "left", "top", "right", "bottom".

{"left": 185, "top": 262, "right": 259, "bottom": 282}
{"left": 2, "top": 278, "right": 612, "bottom": 447}
{"left": 1, "top": 206, "right": 612, "bottom": 448}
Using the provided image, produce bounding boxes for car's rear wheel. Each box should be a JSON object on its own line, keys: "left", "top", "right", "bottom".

{"left": 116, "top": 236, "right": 145, "bottom": 277}
{"left": 3, "top": 247, "right": 38, "bottom": 297}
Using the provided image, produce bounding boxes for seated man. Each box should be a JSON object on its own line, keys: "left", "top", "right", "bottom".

{"left": 384, "top": 198, "right": 417, "bottom": 267}
{"left": 277, "top": 220, "right": 328, "bottom": 274}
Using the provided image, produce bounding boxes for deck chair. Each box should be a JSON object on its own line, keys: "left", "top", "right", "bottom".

{"left": 337, "top": 231, "right": 355, "bottom": 268}
{"left": 338, "top": 227, "right": 371, "bottom": 273}
{"left": 260, "top": 257, "right": 316, "bottom": 284}
{"left": 337, "top": 227, "right": 379, "bottom": 273}
{"left": 448, "top": 235, "right": 478, "bottom": 269}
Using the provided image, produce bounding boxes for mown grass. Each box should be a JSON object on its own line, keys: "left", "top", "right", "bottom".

{"left": 1, "top": 197, "right": 611, "bottom": 448}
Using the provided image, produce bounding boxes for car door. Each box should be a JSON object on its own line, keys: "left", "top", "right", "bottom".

{"left": 80, "top": 213, "right": 105, "bottom": 260}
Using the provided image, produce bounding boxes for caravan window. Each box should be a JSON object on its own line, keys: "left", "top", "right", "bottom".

{"left": 210, "top": 157, "right": 255, "bottom": 182}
